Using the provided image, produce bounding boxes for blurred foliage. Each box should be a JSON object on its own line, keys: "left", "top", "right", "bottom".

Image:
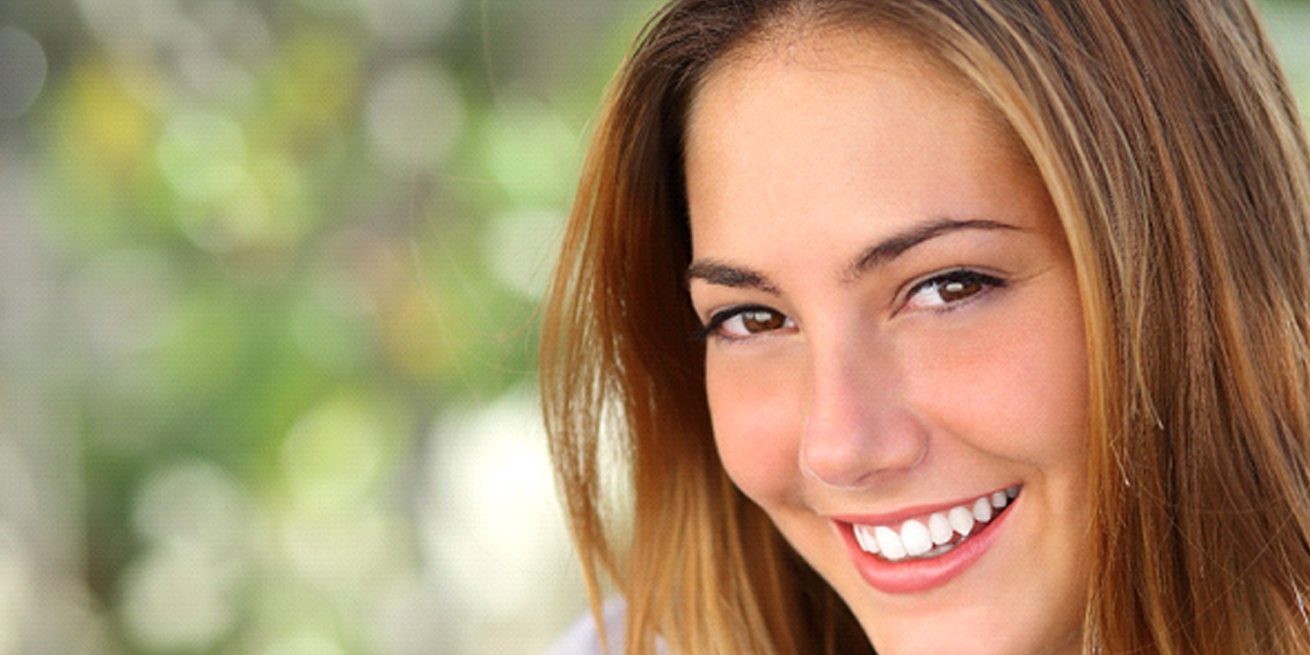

{"left": 0, "top": 1, "right": 1306, "bottom": 654}
{"left": 1, "top": 0, "right": 661, "bottom": 653}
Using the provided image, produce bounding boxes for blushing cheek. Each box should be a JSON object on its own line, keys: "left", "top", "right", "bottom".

{"left": 909, "top": 284, "right": 1088, "bottom": 462}
{"left": 995, "top": 285, "right": 1090, "bottom": 459}
{"left": 706, "top": 359, "right": 802, "bottom": 504}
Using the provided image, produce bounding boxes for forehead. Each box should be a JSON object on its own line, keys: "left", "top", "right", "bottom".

{"left": 683, "top": 27, "right": 1041, "bottom": 259}
{"left": 686, "top": 26, "right": 1016, "bottom": 177}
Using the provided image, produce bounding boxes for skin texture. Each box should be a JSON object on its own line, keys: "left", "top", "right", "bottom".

{"left": 684, "top": 29, "right": 1090, "bottom": 655}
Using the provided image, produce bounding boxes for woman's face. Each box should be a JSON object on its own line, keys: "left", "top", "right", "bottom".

{"left": 684, "top": 29, "right": 1090, "bottom": 655}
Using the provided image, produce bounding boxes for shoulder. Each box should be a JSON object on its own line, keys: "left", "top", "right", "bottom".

{"left": 544, "top": 597, "right": 627, "bottom": 655}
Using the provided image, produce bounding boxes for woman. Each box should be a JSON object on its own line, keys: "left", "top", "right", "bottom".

{"left": 540, "top": 1, "right": 1310, "bottom": 653}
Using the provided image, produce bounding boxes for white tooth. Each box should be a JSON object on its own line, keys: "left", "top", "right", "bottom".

{"left": 928, "top": 512, "right": 953, "bottom": 545}
{"left": 900, "top": 520, "right": 932, "bottom": 557}
{"left": 948, "top": 505, "right": 974, "bottom": 537}
{"left": 972, "top": 497, "right": 993, "bottom": 523}
{"left": 1006, "top": 485, "right": 1020, "bottom": 499}
{"left": 991, "top": 491, "right": 1007, "bottom": 508}
{"left": 854, "top": 525, "right": 879, "bottom": 554}
{"left": 875, "top": 526, "right": 907, "bottom": 561}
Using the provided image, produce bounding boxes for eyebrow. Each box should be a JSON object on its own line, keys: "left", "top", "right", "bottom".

{"left": 845, "top": 217, "right": 1020, "bottom": 280}
{"left": 684, "top": 259, "right": 781, "bottom": 293}
{"left": 685, "top": 217, "right": 1021, "bottom": 291}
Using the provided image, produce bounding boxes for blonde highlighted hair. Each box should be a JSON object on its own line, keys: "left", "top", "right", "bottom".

{"left": 541, "top": 1, "right": 1310, "bottom": 652}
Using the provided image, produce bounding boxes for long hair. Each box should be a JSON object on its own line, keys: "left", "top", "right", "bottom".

{"left": 540, "top": 1, "right": 1310, "bottom": 653}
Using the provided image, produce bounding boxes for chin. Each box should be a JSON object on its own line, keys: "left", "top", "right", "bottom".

{"left": 837, "top": 578, "right": 1085, "bottom": 655}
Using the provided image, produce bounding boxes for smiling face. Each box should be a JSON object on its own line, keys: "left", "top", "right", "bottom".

{"left": 684, "top": 28, "right": 1091, "bottom": 655}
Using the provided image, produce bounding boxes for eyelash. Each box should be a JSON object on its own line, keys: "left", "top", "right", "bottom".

{"left": 692, "top": 268, "right": 1007, "bottom": 343}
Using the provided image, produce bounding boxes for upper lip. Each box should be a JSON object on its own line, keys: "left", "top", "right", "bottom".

{"left": 824, "top": 484, "right": 1018, "bottom": 527}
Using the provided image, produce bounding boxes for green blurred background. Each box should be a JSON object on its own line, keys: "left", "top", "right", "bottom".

{"left": 0, "top": 1, "right": 1306, "bottom": 653}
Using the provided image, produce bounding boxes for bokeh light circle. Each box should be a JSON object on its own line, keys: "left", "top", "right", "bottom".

{"left": 0, "top": 27, "right": 48, "bottom": 119}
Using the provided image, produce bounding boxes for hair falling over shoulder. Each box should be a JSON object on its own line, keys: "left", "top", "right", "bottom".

{"left": 540, "top": 1, "right": 1310, "bottom": 653}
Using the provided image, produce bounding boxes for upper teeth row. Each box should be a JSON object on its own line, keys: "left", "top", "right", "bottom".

{"left": 853, "top": 486, "right": 1020, "bottom": 561}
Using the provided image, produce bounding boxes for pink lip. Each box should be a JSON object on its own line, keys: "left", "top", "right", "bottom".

{"left": 833, "top": 491, "right": 1019, "bottom": 595}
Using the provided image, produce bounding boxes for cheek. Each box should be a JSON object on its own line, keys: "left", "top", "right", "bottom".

{"left": 705, "top": 354, "right": 803, "bottom": 504}
{"left": 906, "top": 282, "right": 1089, "bottom": 463}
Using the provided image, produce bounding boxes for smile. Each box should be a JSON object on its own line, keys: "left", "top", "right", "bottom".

{"left": 849, "top": 485, "right": 1021, "bottom": 562}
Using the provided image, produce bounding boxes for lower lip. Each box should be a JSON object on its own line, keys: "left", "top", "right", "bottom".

{"left": 836, "top": 497, "right": 1017, "bottom": 595}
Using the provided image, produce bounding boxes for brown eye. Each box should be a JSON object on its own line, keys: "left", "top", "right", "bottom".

{"left": 938, "top": 279, "right": 982, "bottom": 303}
{"left": 703, "top": 305, "right": 796, "bottom": 341}
{"left": 905, "top": 270, "right": 1006, "bottom": 311}
{"left": 741, "top": 309, "right": 787, "bottom": 333}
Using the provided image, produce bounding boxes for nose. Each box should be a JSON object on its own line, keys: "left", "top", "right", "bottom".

{"left": 799, "top": 339, "right": 929, "bottom": 489}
